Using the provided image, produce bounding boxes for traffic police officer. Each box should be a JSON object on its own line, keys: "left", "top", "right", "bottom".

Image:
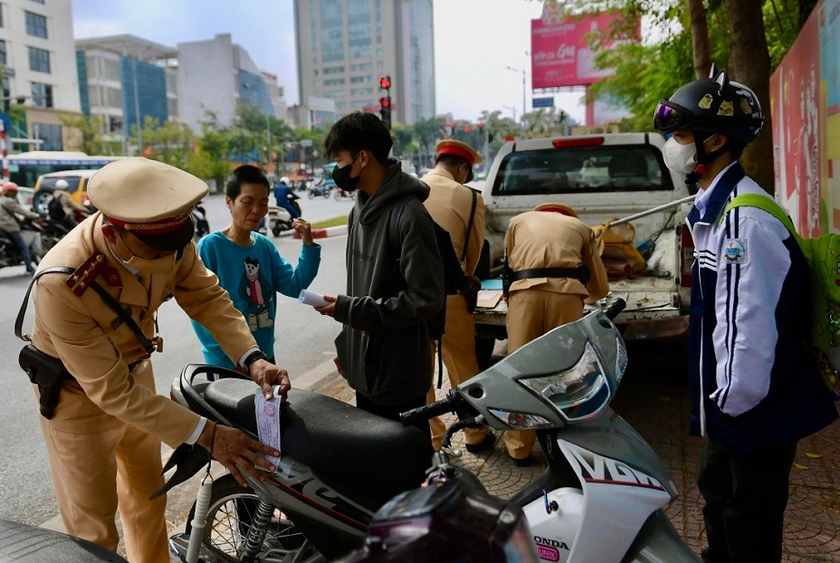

{"left": 421, "top": 139, "right": 492, "bottom": 452}
{"left": 503, "top": 203, "right": 609, "bottom": 465}
{"left": 29, "top": 158, "right": 290, "bottom": 563}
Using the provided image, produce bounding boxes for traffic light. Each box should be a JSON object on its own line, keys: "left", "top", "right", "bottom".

{"left": 379, "top": 75, "right": 392, "bottom": 130}
{"left": 379, "top": 96, "right": 391, "bottom": 130}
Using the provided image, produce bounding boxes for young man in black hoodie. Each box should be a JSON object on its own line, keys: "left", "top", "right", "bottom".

{"left": 316, "top": 112, "right": 444, "bottom": 438}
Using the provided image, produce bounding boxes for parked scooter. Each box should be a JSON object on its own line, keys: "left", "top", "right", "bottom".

{"left": 0, "top": 519, "right": 128, "bottom": 562}
{"left": 268, "top": 196, "right": 303, "bottom": 237}
{"left": 192, "top": 201, "right": 210, "bottom": 240}
{"left": 160, "top": 366, "right": 432, "bottom": 562}
{"left": 0, "top": 218, "right": 47, "bottom": 270}
{"left": 341, "top": 299, "right": 700, "bottom": 562}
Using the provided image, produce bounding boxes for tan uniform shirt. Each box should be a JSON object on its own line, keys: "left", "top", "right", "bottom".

{"left": 421, "top": 168, "right": 485, "bottom": 275}
{"left": 30, "top": 212, "right": 256, "bottom": 447}
{"left": 505, "top": 210, "right": 609, "bottom": 299}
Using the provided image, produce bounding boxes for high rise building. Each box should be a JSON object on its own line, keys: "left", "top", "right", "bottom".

{"left": 76, "top": 35, "right": 178, "bottom": 142}
{"left": 0, "top": 0, "right": 82, "bottom": 150}
{"left": 178, "top": 33, "right": 277, "bottom": 134}
{"left": 293, "top": 0, "right": 434, "bottom": 126}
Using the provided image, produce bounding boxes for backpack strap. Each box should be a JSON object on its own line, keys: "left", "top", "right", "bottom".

{"left": 15, "top": 266, "right": 156, "bottom": 355}
{"left": 721, "top": 194, "right": 797, "bottom": 237}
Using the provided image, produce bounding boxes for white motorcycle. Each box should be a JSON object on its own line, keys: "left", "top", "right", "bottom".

{"left": 389, "top": 299, "right": 701, "bottom": 562}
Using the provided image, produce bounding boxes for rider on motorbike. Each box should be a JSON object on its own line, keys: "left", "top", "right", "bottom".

{"left": 0, "top": 182, "right": 40, "bottom": 274}
{"left": 49, "top": 178, "right": 90, "bottom": 231}
{"left": 273, "top": 177, "right": 301, "bottom": 219}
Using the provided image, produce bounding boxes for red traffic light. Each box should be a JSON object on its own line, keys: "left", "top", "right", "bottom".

{"left": 380, "top": 97, "right": 391, "bottom": 109}
{"left": 379, "top": 76, "right": 391, "bottom": 90}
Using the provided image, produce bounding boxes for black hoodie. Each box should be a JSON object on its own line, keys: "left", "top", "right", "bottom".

{"left": 334, "top": 160, "right": 444, "bottom": 405}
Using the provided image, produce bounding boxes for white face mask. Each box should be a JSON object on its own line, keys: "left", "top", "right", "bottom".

{"left": 662, "top": 137, "right": 698, "bottom": 175}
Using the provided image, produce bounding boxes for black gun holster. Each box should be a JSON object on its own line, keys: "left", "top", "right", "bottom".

{"left": 18, "top": 344, "right": 73, "bottom": 419}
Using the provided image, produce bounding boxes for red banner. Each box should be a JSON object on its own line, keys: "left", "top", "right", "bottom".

{"left": 530, "top": 12, "right": 622, "bottom": 89}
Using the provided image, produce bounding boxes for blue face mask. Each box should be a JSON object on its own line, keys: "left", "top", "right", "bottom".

{"left": 331, "top": 153, "right": 362, "bottom": 192}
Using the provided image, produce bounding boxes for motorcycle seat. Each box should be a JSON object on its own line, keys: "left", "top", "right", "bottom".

{"left": 0, "top": 519, "right": 128, "bottom": 562}
{"left": 204, "top": 379, "right": 433, "bottom": 508}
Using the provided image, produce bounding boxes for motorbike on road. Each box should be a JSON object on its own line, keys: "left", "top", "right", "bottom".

{"left": 159, "top": 365, "right": 432, "bottom": 562}
{"left": 341, "top": 299, "right": 700, "bottom": 563}
{"left": 192, "top": 201, "right": 210, "bottom": 240}
{"left": 268, "top": 196, "right": 303, "bottom": 237}
{"left": 334, "top": 186, "right": 356, "bottom": 201}
{"left": 307, "top": 178, "right": 333, "bottom": 199}
{"left": 0, "top": 218, "right": 48, "bottom": 271}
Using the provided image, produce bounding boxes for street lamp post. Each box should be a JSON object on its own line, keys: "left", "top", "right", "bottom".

{"left": 505, "top": 66, "right": 528, "bottom": 124}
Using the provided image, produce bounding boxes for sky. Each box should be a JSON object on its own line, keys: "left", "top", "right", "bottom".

{"left": 71, "top": 0, "right": 590, "bottom": 124}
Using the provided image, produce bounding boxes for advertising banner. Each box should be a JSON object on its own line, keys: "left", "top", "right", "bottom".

{"left": 771, "top": 0, "right": 840, "bottom": 236}
{"left": 530, "top": 11, "right": 620, "bottom": 89}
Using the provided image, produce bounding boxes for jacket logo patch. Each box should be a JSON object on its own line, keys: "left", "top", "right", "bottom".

{"left": 723, "top": 238, "right": 748, "bottom": 264}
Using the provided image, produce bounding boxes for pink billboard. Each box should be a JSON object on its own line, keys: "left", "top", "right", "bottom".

{"left": 530, "top": 10, "right": 625, "bottom": 89}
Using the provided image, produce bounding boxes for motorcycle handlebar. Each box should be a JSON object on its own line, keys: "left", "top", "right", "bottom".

{"left": 400, "top": 393, "right": 456, "bottom": 427}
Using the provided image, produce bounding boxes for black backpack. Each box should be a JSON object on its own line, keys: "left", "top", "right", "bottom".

{"left": 47, "top": 194, "right": 66, "bottom": 221}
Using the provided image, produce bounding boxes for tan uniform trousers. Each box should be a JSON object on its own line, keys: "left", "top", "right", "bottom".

{"left": 426, "top": 294, "right": 488, "bottom": 450}
{"left": 37, "top": 360, "right": 169, "bottom": 563}
{"left": 504, "top": 289, "right": 584, "bottom": 460}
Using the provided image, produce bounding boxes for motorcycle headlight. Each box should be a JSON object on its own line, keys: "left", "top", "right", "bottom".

{"left": 615, "top": 333, "right": 628, "bottom": 384}
{"left": 486, "top": 409, "right": 554, "bottom": 430}
{"left": 519, "top": 341, "right": 610, "bottom": 422}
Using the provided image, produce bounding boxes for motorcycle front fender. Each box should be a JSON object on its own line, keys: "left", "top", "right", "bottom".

{"left": 621, "top": 509, "right": 701, "bottom": 562}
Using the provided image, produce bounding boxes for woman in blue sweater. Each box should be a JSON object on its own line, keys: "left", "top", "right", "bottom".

{"left": 192, "top": 165, "right": 321, "bottom": 370}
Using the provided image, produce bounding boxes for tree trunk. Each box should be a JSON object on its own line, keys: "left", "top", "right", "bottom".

{"left": 725, "top": 0, "right": 774, "bottom": 193}
{"left": 687, "top": 0, "right": 712, "bottom": 79}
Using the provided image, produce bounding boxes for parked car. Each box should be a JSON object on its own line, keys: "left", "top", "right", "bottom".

{"left": 32, "top": 169, "right": 100, "bottom": 215}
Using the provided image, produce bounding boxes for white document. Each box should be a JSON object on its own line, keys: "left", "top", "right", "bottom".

{"left": 299, "top": 289, "right": 329, "bottom": 307}
{"left": 254, "top": 386, "right": 282, "bottom": 467}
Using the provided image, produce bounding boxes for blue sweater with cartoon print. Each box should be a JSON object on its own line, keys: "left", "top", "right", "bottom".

{"left": 192, "top": 231, "right": 321, "bottom": 368}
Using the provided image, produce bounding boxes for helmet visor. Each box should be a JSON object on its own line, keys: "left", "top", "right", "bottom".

{"left": 653, "top": 100, "right": 693, "bottom": 133}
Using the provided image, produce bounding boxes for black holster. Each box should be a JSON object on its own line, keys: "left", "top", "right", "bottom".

{"left": 460, "top": 275, "right": 481, "bottom": 314}
{"left": 18, "top": 344, "right": 72, "bottom": 419}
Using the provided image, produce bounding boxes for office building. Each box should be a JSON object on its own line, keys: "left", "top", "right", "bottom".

{"left": 0, "top": 0, "right": 82, "bottom": 150}
{"left": 76, "top": 34, "right": 178, "bottom": 141}
{"left": 293, "top": 0, "right": 435, "bottom": 125}
{"left": 178, "top": 33, "right": 276, "bottom": 134}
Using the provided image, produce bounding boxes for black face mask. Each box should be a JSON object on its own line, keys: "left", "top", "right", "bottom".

{"left": 332, "top": 153, "right": 362, "bottom": 192}
{"left": 465, "top": 167, "right": 474, "bottom": 184}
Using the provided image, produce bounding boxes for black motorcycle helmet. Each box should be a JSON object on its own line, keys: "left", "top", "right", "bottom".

{"left": 653, "top": 65, "right": 764, "bottom": 183}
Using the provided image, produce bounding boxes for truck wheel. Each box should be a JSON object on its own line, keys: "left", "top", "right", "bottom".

{"left": 475, "top": 336, "right": 496, "bottom": 371}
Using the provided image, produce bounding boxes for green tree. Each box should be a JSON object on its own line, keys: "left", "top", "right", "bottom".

{"left": 133, "top": 116, "right": 195, "bottom": 170}
{"left": 59, "top": 114, "right": 111, "bottom": 155}
{"left": 413, "top": 117, "right": 445, "bottom": 169}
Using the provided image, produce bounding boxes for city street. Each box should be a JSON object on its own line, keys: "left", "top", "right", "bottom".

{"left": 0, "top": 191, "right": 355, "bottom": 527}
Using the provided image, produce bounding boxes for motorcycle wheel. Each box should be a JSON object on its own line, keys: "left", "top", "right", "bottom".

{"left": 323, "top": 187, "right": 332, "bottom": 199}
{"left": 334, "top": 189, "right": 342, "bottom": 201}
{"left": 272, "top": 225, "right": 281, "bottom": 237}
{"left": 307, "top": 190, "right": 316, "bottom": 200}
{"left": 32, "top": 190, "right": 54, "bottom": 217}
{"left": 186, "top": 474, "right": 325, "bottom": 562}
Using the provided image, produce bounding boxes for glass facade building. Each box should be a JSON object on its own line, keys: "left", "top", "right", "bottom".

{"left": 295, "top": 0, "right": 434, "bottom": 125}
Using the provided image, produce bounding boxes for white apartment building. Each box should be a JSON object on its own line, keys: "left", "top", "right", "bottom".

{"left": 0, "top": 0, "right": 81, "bottom": 150}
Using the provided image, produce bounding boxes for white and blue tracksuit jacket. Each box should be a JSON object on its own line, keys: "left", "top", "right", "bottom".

{"left": 686, "top": 162, "right": 837, "bottom": 453}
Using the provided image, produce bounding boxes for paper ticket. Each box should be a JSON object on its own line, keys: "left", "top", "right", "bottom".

{"left": 299, "top": 289, "right": 329, "bottom": 307}
{"left": 254, "top": 385, "right": 282, "bottom": 467}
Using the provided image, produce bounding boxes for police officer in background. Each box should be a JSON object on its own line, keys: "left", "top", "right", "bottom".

{"left": 421, "top": 139, "right": 492, "bottom": 452}
{"left": 503, "top": 203, "right": 609, "bottom": 465}
{"left": 28, "top": 158, "right": 291, "bottom": 563}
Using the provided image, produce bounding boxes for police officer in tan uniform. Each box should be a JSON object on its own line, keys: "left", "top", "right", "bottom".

{"left": 503, "top": 202, "right": 609, "bottom": 465}
{"left": 421, "top": 139, "right": 492, "bottom": 452}
{"left": 29, "top": 158, "right": 291, "bottom": 563}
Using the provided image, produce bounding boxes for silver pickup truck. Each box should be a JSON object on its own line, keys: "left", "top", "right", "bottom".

{"left": 474, "top": 133, "right": 694, "bottom": 361}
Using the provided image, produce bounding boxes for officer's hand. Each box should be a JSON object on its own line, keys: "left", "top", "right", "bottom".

{"left": 293, "top": 218, "right": 314, "bottom": 245}
{"left": 199, "top": 423, "right": 280, "bottom": 487}
{"left": 249, "top": 359, "right": 291, "bottom": 401}
{"left": 314, "top": 295, "right": 336, "bottom": 318}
